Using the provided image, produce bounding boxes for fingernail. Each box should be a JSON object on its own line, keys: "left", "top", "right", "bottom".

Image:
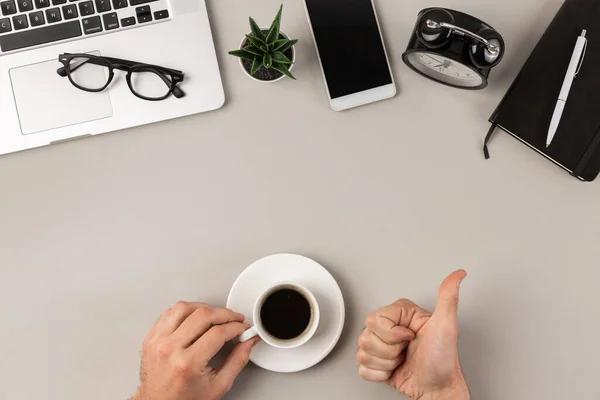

{"left": 456, "top": 270, "right": 467, "bottom": 287}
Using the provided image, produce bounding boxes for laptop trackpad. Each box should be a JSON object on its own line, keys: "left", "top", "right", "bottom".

{"left": 9, "top": 53, "right": 113, "bottom": 135}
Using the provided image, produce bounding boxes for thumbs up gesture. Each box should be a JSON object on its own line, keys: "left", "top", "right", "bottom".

{"left": 357, "top": 270, "right": 470, "bottom": 400}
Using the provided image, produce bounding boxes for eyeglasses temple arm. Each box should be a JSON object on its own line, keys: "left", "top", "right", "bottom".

{"left": 56, "top": 57, "right": 108, "bottom": 77}
{"left": 151, "top": 72, "right": 185, "bottom": 98}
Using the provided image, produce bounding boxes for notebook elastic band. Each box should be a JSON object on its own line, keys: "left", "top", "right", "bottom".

{"left": 573, "top": 124, "right": 600, "bottom": 178}
{"left": 483, "top": 124, "right": 497, "bottom": 159}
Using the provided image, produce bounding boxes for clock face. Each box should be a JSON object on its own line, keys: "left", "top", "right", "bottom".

{"left": 405, "top": 52, "right": 483, "bottom": 88}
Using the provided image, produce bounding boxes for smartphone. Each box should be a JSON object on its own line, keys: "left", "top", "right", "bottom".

{"left": 304, "top": 0, "right": 396, "bottom": 111}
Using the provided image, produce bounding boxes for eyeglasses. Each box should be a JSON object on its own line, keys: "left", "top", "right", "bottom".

{"left": 57, "top": 53, "right": 186, "bottom": 101}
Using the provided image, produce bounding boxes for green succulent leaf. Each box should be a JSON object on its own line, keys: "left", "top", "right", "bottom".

{"left": 263, "top": 53, "right": 273, "bottom": 69}
{"left": 271, "top": 62, "right": 296, "bottom": 80}
{"left": 245, "top": 34, "right": 266, "bottom": 49}
{"left": 243, "top": 45, "right": 264, "bottom": 56}
{"left": 251, "top": 56, "right": 263, "bottom": 75}
{"left": 271, "top": 38, "right": 289, "bottom": 51}
{"left": 228, "top": 49, "right": 256, "bottom": 62}
{"left": 278, "top": 39, "right": 297, "bottom": 53}
{"left": 266, "top": 4, "right": 283, "bottom": 44}
{"left": 273, "top": 51, "right": 292, "bottom": 65}
{"left": 241, "top": 4, "right": 297, "bottom": 78}
{"left": 249, "top": 17, "right": 266, "bottom": 41}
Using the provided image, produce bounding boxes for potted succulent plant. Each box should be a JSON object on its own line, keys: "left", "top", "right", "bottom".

{"left": 229, "top": 4, "right": 298, "bottom": 83}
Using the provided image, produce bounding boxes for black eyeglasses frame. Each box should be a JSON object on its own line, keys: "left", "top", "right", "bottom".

{"left": 57, "top": 53, "right": 186, "bottom": 101}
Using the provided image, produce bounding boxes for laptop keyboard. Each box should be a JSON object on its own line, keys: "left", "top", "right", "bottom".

{"left": 0, "top": 0, "right": 170, "bottom": 54}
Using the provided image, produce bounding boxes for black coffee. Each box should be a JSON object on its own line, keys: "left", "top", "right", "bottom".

{"left": 259, "top": 288, "right": 312, "bottom": 340}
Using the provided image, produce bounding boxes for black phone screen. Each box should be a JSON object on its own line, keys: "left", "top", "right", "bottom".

{"left": 305, "top": 0, "right": 393, "bottom": 99}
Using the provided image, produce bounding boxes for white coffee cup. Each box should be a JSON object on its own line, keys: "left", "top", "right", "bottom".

{"left": 238, "top": 282, "right": 320, "bottom": 349}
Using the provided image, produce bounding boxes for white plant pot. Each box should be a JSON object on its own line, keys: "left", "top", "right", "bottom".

{"left": 238, "top": 28, "right": 296, "bottom": 83}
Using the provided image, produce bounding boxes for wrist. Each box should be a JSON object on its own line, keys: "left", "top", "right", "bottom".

{"left": 416, "top": 380, "right": 470, "bottom": 400}
{"left": 417, "top": 390, "right": 470, "bottom": 400}
{"left": 417, "top": 391, "right": 469, "bottom": 400}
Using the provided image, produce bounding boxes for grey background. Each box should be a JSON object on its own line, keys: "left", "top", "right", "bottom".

{"left": 1, "top": 0, "right": 599, "bottom": 399}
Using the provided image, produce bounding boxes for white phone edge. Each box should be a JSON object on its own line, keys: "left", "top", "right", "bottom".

{"left": 302, "top": 0, "right": 397, "bottom": 111}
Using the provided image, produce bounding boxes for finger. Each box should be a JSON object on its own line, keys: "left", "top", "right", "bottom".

{"left": 189, "top": 322, "right": 250, "bottom": 362}
{"left": 366, "top": 312, "right": 416, "bottom": 345}
{"left": 214, "top": 337, "right": 260, "bottom": 396}
{"left": 357, "top": 349, "right": 404, "bottom": 371}
{"left": 358, "top": 329, "right": 406, "bottom": 360}
{"left": 151, "top": 302, "right": 208, "bottom": 337}
{"left": 434, "top": 269, "right": 467, "bottom": 324}
{"left": 358, "top": 365, "right": 392, "bottom": 382}
{"left": 365, "top": 299, "right": 430, "bottom": 344}
{"left": 172, "top": 307, "right": 245, "bottom": 347}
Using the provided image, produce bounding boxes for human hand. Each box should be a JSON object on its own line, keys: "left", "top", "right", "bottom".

{"left": 132, "top": 302, "right": 259, "bottom": 400}
{"left": 357, "top": 270, "right": 469, "bottom": 400}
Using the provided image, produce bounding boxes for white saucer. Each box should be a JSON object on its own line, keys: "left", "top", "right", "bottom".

{"left": 226, "top": 254, "right": 345, "bottom": 373}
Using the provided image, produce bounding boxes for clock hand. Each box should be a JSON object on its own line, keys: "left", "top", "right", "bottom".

{"left": 425, "top": 54, "right": 443, "bottom": 64}
{"left": 433, "top": 64, "right": 444, "bottom": 68}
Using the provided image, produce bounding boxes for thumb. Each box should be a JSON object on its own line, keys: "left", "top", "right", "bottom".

{"left": 434, "top": 269, "right": 467, "bottom": 324}
{"left": 215, "top": 337, "right": 259, "bottom": 391}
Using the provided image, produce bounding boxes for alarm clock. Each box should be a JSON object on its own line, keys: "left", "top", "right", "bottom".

{"left": 402, "top": 8, "right": 505, "bottom": 89}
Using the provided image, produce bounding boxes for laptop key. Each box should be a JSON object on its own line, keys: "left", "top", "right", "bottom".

{"left": 12, "top": 13, "right": 27, "bottom": 29}
{"left": 51, "top": 0, "right": 65, "bottom": 4}
{"left": 137, "top": 12, "right": 150, "bottom": 23}
{"left": 102, "top": 11, "right": 117, "bottom": 30}
{"left": 45, "top": 7, "right": 59, "bottom": 22}
{"left": 61, "top": 3, "right": 76, "bottom": 18}
{"left": 120, "top": 15, "right": 133, "bottom": 26}
{"left": 0, "top": 17, "right": 11, "bottom": 32}
{"left": 129, "top": 0, "right": 154, "bottom": 5}
{"left": 0, "top": 19, "right": 81, "bottom": 51}
{"left": 1, "top": 0, "right": 17, "bottom": 15}
{"left": 153, "top": 9, "right": 167, "bottom": 20}
{"left": 94, "top": 0, "right": 108, "bottom": 12}
{"left": 29, "top": 10, "right": 44, "bottom": 25}
{"left": 17, "top": 0, "right": 32, "bottom": 12}
{"left": 111, "top": 0, "right": 124, "bottom": 9}
{"left": 34, "top": 0, "right": 49, "bottom": 8}
{"left": 82, "top": 14, "right": 100, "bottom": 34}
{"left": 77, "top": 0, "right": 92, "bottom": 15}
{"left": 135, "top": 4, "right": 149, "bottom": 22}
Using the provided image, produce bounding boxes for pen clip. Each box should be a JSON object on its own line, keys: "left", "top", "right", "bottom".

{"left": 575, "top": 38, "right": 588, "bottom": 77}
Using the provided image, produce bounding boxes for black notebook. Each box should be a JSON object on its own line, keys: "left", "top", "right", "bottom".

{"left": 485, "top": 0, "right": 600, "bottom": 181}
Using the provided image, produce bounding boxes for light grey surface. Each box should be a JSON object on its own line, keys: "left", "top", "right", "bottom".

{"left": 1, "top": 0, "right": 599, "bottom": 399}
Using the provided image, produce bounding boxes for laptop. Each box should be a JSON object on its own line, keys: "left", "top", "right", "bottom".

{"left": 0, "top": 0, "right": 224, "bottom": 156}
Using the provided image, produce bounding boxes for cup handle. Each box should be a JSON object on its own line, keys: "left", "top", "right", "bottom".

{"left": 237, "top": 325, "right": 259, "bottom": 343}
